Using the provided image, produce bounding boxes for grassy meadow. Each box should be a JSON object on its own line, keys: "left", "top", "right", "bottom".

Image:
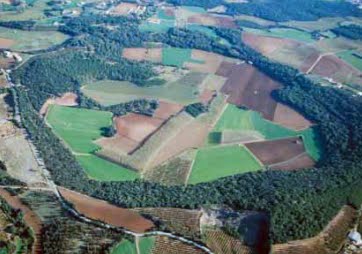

{"left": 243, "top": 27, "right": 315, "bottom": 43}
{"left": 336, "top": 50, "right": 362, "bottom": 71}
{"left": 111, "top": 237, "right": 155, "bottom": 254}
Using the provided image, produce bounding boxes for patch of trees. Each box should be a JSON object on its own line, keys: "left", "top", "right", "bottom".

{"left": 0, "top": 20, "right": 37, "bottom": 30}
{"left": 332, "top": 24, "right": 362, "bottom": 40}
{"left": 185, "top": 103, "right": 208, "bottom": 117}
{"left": 167, "top": 0, "right": 361, "bottom": 22}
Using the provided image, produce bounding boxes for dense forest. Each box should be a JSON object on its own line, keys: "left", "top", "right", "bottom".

{"left": 332, "top": 24, "right": 362, "bottom": 40}
{"left": 10, "top": 13, "right": 362, "bottom": 244}
{"left": 167, "top": 0, "right": 362, "bottom": 22}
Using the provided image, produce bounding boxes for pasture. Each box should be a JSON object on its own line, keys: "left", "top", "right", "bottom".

{"left": 0, "top": 27, "right": 68, "bottom": 51}
{"left": 336, "top": 50, "right": 362, "bottom": 71}
{"left": 111, "top": 237, "right": 155, "bottom": 254}
{"left": 82, "top": 72, "right": 206, "bottom": 105}
{"left": 242, "top": 27, "right": 314, "bottom": 43}
{"left": 188, "top": 145, "right": 262, "bottom": 184}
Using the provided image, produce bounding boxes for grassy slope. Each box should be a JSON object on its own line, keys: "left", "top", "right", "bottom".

{"left": 47, "top": 105, "right": 138, "bottom": 181}
{"left": 82, "top": 73, "right": 205, "bottom": 105}
{"left": 188, "top": 145, "right": 262, "bottom": 184}
{"left": 0, "top": 27, "right": 68, "bottom": 51}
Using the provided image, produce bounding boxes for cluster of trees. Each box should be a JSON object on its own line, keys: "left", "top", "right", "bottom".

{"left": 10, "top": 14, "right": 362, "bottom": 244}
{"left": 167, "top": 0, "right": 361, "bottom": 22}
{"left": 332, "top": 24, "right": 362, "bottom": 40}
{"left": 185, "top": 103, "right": 208, "bottom": 117}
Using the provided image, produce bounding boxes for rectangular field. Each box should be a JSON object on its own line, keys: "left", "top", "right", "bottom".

{"left": 188, "top": 145, "right": 262, "bottom": 184}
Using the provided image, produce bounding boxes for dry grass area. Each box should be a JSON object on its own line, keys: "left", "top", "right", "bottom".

{"left": 152, "top": 236, "right": 206, "bottom": 254}
{"left": 40, "top": 92, "right": 78, "bottom": 115}
{"left": 242, "top": 32, "right": 300, "bottom": 56}
{"left": 132, "top": 207, "right": 202, "bottom": 239}
{"left": 153, "top": 101, "right": 183, "bottom": 120}
{"left": 109, "top": 2, "right": 138, "bottom": 15}
{"left": 59, "top": 187, "right": 154, "bottom": 233}
{"left": 273, "top": 103, "right": 312, "bottom": 131}
{"left": 0, "top": 38, "right": 14, "bottom": 49}
{"left": 272, "top": 205, "right": 357, "bottom": 254}
{"left": 184, "top": 50, "right": 226, "bottom": 74}
{"left": 122, "top": 48, "right": 162, "bottom": 62}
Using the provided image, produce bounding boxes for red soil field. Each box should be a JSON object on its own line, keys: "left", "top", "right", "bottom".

{"left": 242, "top": 33, "right": 300, "bottom": 56}
{"left": 153, "top": 101, "right": 183, "bottom": 120}
{"left": 273, "top": 103, "right": 312, "bottom": 131}
{"left": 149, "top": 121, "right": 209, "bottom": 168}
{"left": 115, "top": 113, "right": 163, "bottom": 143}
{"left": 311, "top": 54, "right": 362, "bottom": 84}
{"left": 40, "top": 92, "right": 78, "bottom": 115}
{"left": 245, "top": 137, "right": 315, "bottom": 170}
{"left": 270, "top": 153, "right": 315, "bottom": 171}
{"left": 152, "top": 236, "right": 206, "bottom": 254}
{"left": 0, "top": 38, "right": 14, "bottom": 49}
{"left": 219, "top": 63, "right": 281, "bottom": 120}
{"left": 59, "top": 187, "right": 154, "bottom": 233}
{"left": 110, "top": 2, "right": 137, "bottom": 15}
{"left": 0, "top": 188, "right": 42, "bottom": 254}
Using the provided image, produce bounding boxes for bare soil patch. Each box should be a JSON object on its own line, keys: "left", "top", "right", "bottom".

{"left": 0, "top": 188, "right": 42, "bottom": 253}
{"left": 299, "top": 51, "right": 321, "bottom": 73}
{"left": 110, "top": 2, "right": 138, "bottom": 15}
{"left": 115, "top": 113, "right": 164, "bottom": 143}
{"left": 245, "top": 137, "right": 315, "bottom": 170}
{"left": 242, "top": 32, "right": 300, "bottom": 55}
{"left": 59, "top": 187, "right": 154, "bottom": 233}
{"left": 273, "top": 103, "right": 312, "bottom": 131}
{"left": 153, "top": 101, "right": 183, "bottom": 120}
{"left": 122, "top": 48, "right": 162, "bottom": 62}
{"left": 0, "top": 38, "right": 14, "bottom": 49}
{"left": 40, "top": 92, "right": 78, "bottom": 115}
{"left": 219, "top": 63, "right": 281, "bottom": 120}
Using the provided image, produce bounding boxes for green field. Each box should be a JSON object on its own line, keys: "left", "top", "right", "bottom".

{"left": 77, "top": 155, "right": 138, "bottom": 181}
{"left": 188, "top": 145, "right": 262, "bottom": 184}
{"left": 336, "top": 50, "right": 362, "bottom": 71}
{"left": 0, "top": 27, "right": 68, "bottom": 51}
{"left": 47, "top": 105, "right": 138, "bottom": 181}
{"left": 162, "top": 48, "right": 204, "bottom": 67}
{"left": 213, "top": 104, "right": 322, "bottom": 161}
{"left": 243, "top": 27, "right": 315, "bottom": 43}
{"left": 46, "top": 105, "right": 112, "bottom": 153}
{"left": 111, "top": 237, "right": 155, "bottom": 254}
{"left": 82, "top": 73, "right": 206, "bottom": 105}
{"left": 139, "top": 20, "right": 175, "bottom": 33}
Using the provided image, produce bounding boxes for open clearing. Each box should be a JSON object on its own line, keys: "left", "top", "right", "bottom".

{"left": 0, "top": 27, "right": 69, "bottom": 51}
{"left": 273, "top": 103, "right": 312, "bottom": 131}
{"left": 59, "top": 187, "right": 154, "bottom": 233}
{"left": 245, "top": 137, "right": 315, "bottom": 170}
{"left": 152, "top": 236, "right": 206, "bottom": 254}
{"left": 188, "top": 145, "right": 262, "bottom": 184}
{"left": 82, "top": 72, "right": 206, "bottom": 105}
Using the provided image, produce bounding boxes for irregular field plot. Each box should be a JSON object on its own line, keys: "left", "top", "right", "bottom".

{"left": 188, "top": 145, "right": 262, "bottom": 184}
{"left": 110, "top": 2, "right": 138, "bottom": 15}
{"left": 162, "top": 48, "right": 200, "bottom": 67}
{"left": 0, "top": 27, "right": 68, "bottom": 51}
{"left": 336, "top": 50, "right": 362, "bottom": 72}
{"left": 46, "top": 105, "right": 112, "bottom": 153}
{"left": 59, "top": 187, "right": 155, "bottom": 233}
{"left": 82, "top": 73, "right": 206, "bottom": 105}
{"left": 76, "top": 155, "right": 138, "bottom": 181}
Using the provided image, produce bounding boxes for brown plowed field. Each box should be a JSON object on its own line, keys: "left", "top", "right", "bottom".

{"left": 153, "top": 101, "right": 183, "bottom": 120}
{"left": 115, "top": 113, "right": 163, "bottom": 143}
{"left": 245, "top": 137, "right": 315, "bottom": 170}
{"left": 242, "top": 32, "right": 300, "bottom": 55}
{"left": 110, "top": 2, "right": 137, "bottom": 15}
{"left": 0, "top": 38, "right": 14, "bottom": 49}
{"left": 40, "top": 92, "right": 78, "bottom": 115}
{"left": 299, "top": 51, "right": 321, "bottom": 73}
{"left": 219, "top": 63, "right": 281, "bottom": 120}
{"left": 122, "top": 48, "right": 162, "bottom": 62}
{"left": 270, "top": 153, "right": 315, "bottom": 171}
{"left": 311, "top": 54, "right": 362, "bottom": 84}
{"left": 148, "top": 120, "right": 209, "bottom": 168}
{"left": 273, "top": 103, "right": 312, "bottom": 131}
{"left": 0, "top": 188, "right": 43, "bottom": 254}
{"left": 152, "top": 236, "right": 206, "bottom": 254}
{"left": 59, "top": 187, "right": 154, "bottom": 233}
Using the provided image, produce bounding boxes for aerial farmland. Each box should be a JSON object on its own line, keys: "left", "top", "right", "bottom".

{"left": 0, "top": 0, "right": 361, "bottom": 253}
